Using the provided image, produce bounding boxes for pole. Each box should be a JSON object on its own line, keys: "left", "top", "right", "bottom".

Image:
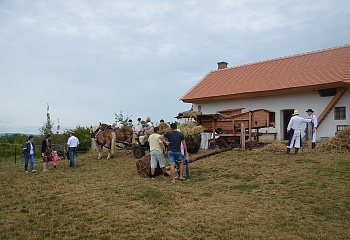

{"left": 307, "top": 122, "right": 312, "bottom": 152}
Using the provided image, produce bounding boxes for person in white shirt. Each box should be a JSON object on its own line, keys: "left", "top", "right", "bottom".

{"left": 286, "top": 110, "right": 311, "bottom": 154}
{"left": 305, "top": 108, "right": 318, "bottom": 149}
{"left": 67, "top": 132, "right": 79, "bottom": 167}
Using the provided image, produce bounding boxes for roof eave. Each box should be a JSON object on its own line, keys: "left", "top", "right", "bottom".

{"left": 181, "top": 82, "right": 349, "bottom": 104}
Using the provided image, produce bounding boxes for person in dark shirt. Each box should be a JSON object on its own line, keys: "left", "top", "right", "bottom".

{"left": 160, "top": 123, "right": 187, "bottom": 183}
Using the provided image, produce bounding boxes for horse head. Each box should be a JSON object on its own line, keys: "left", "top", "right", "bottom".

{"left": 99, "top": 122, "right": 112, "bottom": 130}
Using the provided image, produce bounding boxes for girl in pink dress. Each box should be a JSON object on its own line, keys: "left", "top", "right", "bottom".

{"left": 52, "top": 151, "right": 61, "bottom": 170}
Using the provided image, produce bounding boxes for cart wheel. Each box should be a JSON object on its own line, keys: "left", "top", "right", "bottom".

{"left": 133, "top": 145, "right": 145, "bottom": 159}
{"left": 187, "top": 142, "right": 199, "bottom": 154}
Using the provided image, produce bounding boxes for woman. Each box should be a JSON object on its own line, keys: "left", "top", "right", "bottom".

{"left": 41, "top": 134, "right": 52, "bottom": 172}
{"left": 23, "top": 135, "right": 36, "bottom": 173}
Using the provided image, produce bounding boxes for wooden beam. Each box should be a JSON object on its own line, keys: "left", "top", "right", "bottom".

{"left": 307, "top": 122, "right": 312, "bottom": 152}
{"left": 317, "top": 87, "right": 348, "bottom": 127}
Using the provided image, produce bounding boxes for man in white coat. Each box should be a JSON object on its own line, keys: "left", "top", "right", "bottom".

{"left": 305, "top": 108, "right": 318, "bottom": 149}
{"left": 286, "top": 110, "right": 311, "bottom": 154}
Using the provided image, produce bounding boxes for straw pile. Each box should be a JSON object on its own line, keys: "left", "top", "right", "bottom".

{"left": 255, "top": 141, "right": 286, "bottom": 153}
{"left": 313, "top": 126, "right": 350, "bottom": 153}
{"left": 158, "top": 122, "right": 171, "bottom": 135}
{"left": 178, "top": 121, "right": 204, "bottom": 137}
{"left": 176, "top": 110, "right": 198, "bottom": 119}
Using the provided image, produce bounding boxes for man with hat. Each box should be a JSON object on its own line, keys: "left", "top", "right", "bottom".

{"left": 305, "top": 108, "right": 318, "bottom": 149}
{"left": 286, "top": 109, "right": 311, "bottom": 155}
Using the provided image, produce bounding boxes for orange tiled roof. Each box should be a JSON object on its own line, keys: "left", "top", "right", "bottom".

{"left": 181, "top": 45, "right": 350, "bottom": 103}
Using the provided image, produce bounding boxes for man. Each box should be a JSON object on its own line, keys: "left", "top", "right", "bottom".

{"left": 286, "top": 109, "right": 311, "bottom": 154}
{"left": 305, "top": 108, "right": 318, "bottom": 149}
{"left": 148, "top": 127, "right": 169, "bottom": 179}
{"left": 67, "top": 132, "right": 79, "bottom": 167}
{"left": 160, "top": 123, "right": 187, "bottom": 183}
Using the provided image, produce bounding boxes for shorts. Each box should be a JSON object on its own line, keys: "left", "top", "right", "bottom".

{"left": 150, "top": 150, "right": 166, "bottom": 168}
{"left": 167, "top": 151, "right": 184, "bottom": 165}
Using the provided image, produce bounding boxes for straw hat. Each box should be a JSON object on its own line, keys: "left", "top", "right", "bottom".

{"left": 293, "top": 109, "right": 299, "bottom": 116}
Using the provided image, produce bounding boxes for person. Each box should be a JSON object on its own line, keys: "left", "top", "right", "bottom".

{"left": 134, "top": 118, "right": 143, "bottom": 135}
{"left": 52, "top": 151, "right": 61, "bottom": 170}
{"left": 67, "top": 132, "right": 79, "bottom": 167}
{"left": 148, "top": 127, "right": 169, "bottom": 179}
{"left": 160, "top": 123, "right": 187, "bottom": 183}
{"left": 144, "top": 117, "right": 153, "bottom": 133}
{"left": 139, "top": 117, "right": 153, "bottom": 145}
{"left": 305, "top": 108, "right": 318, "bottom": 149}
{"left": 128, "top": 119, "right": 133, "bottom": 127}
{"left": 286, "top": 110, "right": 311, "bottom": 154}
{"left": 23, "top": 135, "right": 36, "bottom": 173}
{"left": 41, "top": 134, "right": 52, "bottom": 172}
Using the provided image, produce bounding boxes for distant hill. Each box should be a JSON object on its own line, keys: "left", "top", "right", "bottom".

{"left": 0, "top": 133, "right": 39, "bottom": 137}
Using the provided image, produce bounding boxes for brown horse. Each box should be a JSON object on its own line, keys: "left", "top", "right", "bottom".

{"left": 92, "top": 123, "right": 134, "bottom": 159}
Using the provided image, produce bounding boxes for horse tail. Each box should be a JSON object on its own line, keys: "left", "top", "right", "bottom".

{"left": 111, "top": 131, "right": 116, "bottom": 156}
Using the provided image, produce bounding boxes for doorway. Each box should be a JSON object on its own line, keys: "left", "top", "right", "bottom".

{"left": 282, "top": 110, "right": 294, "bottom": 140}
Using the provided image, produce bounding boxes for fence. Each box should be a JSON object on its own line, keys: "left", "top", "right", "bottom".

{"left": 0, "top": 139, "right": 91, "bottom": 164}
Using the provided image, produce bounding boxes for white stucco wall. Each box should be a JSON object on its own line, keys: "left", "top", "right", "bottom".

{"left": 193, "top": 89, "right": 350, "bottom": 141}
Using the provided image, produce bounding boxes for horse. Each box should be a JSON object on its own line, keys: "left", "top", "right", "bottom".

{"left": 92, "top": 123, "right": 134, "bottom": 159}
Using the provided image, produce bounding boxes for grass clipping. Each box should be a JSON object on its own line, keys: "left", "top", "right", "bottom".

{"left": 314, "top": 126, "right": 350, "bottom": 153}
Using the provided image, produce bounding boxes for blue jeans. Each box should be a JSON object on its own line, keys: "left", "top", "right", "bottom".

{"left": 68, "top": 147, "right": 77, "bottom": 167}
{"left": 24, "top": 154, "right": 35, "bottom": 171}
{"left": 167, "top": 151, "right": 184, "bottom": 165}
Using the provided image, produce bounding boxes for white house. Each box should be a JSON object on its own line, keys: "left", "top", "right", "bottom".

{"left": 181, "top": 45, "right": 350, "bottom": 141}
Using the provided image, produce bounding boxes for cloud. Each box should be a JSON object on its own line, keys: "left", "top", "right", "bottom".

{"left": 0, "top": 0, "right": 349, "bottom": 134}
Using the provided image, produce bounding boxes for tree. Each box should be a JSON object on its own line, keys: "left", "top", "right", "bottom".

{"left": 114, "top": 111, "right": 131, "bottom": 127}
{"left": 39, "top": 103, "right": 54, "bottom": 135}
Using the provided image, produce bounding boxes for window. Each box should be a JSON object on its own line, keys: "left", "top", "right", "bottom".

{"left": 318, "top": 88, "right": 337, "bottom": 97}
{"left": 336, "top": 125, "right": 349, "bottom": 132}
{"left": 334, "top": 107, "right": 346, "bottom": 120}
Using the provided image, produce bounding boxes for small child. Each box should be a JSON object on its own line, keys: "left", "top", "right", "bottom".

{"left": 52, "top": 151, "right": 61, "bottom": 170}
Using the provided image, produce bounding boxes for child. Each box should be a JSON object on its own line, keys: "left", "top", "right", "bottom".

{"left": 52, "top": 151, "right": 61, "bottom": 170}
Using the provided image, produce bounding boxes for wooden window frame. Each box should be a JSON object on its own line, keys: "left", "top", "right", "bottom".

{"left": 334, "top": 107, "right": 346, "bottom": 120}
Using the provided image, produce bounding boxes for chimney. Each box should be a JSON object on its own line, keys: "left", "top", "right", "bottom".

{"left": 217, "top": 61, "right": 228, "bottom": 70}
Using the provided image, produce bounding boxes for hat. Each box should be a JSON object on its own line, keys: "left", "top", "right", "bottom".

{"left": 293, "top": 109, "right": 299, "bottom": 116}
{"left": 306, "top": 108, "right": 314, "bottom": 113}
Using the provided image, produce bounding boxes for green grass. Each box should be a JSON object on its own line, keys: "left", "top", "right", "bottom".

{"left": 1, "top": 149, "right": 350, "bottom": 239}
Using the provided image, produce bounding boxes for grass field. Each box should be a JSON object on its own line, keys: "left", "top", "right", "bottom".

{"left": 1, "top": 146, "right": 349, "bottom": 240}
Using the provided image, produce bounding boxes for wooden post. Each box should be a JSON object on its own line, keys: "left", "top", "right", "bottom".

{"left": 248, "top": 111, "right": 252, "bottom": 142}
{"left": 307, "top": 122, "right": 312, "bottom": 152}
{"left": 241, "top": 122, "right": 245, "bottom": 150}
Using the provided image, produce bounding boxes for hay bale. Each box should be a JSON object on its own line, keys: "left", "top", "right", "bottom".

{"left": 313, "top": 126, "right": 350, "bottom": 153}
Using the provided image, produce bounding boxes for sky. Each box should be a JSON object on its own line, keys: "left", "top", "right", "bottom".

{"left": 0, "top": 0, "right": 349, "bottom": 134}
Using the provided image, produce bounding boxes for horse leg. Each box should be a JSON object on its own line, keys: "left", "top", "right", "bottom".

{"left": 98, "top": 146, "right": 103, "bottom": 159}
{"left": 110, "top": 132, "right": 116, "bottom": 158}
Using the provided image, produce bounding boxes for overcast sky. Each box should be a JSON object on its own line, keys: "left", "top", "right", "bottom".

{"left": 0, "top": 0, "right": 349, "bottom": 134}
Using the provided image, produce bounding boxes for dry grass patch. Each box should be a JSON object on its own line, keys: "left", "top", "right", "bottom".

{"left": 1, "top": 147, "right": 350, "bottom": 239}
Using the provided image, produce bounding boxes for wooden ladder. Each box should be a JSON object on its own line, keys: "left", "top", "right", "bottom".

{"left": 317, "top": 87, "right": 348, "bottom": 127}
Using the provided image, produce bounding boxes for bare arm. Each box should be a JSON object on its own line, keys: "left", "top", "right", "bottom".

{"left": 182, "top": 139, "right": 187, "bottom": 154}
{"left": 159, "top": 135, "right": 169, "bottom": 145}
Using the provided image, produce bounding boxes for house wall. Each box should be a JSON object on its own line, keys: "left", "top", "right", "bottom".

{"left": 193, "top": 89, "right": 350, "bottom": 141}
